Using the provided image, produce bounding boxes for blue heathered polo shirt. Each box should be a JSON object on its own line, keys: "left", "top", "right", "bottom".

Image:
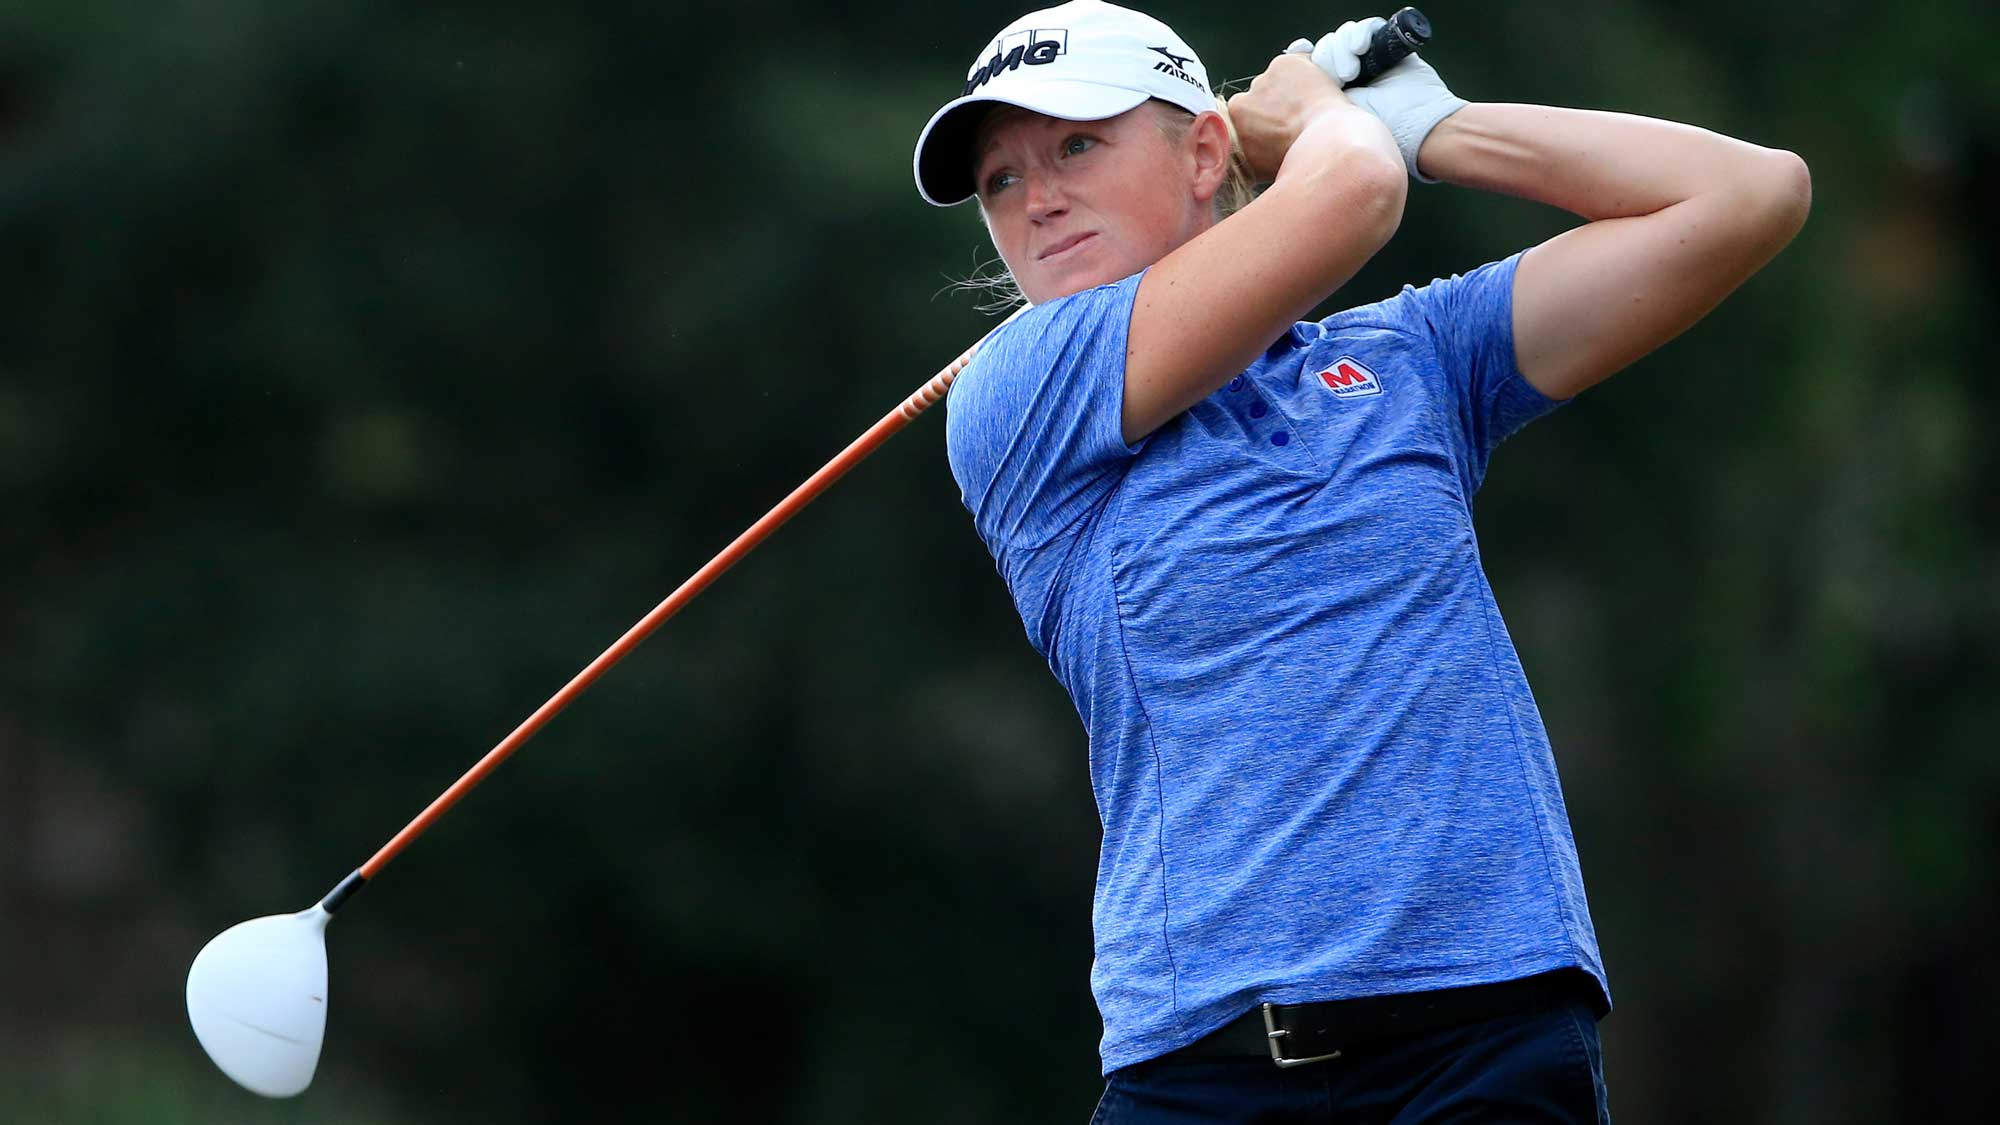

{"left": 944, "top": 252, "right": 1612, "bottom": 1075}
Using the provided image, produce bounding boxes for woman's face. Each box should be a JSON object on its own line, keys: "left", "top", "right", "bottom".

{"left": 973, "top": 104, "right": 1215, "bottom": 305}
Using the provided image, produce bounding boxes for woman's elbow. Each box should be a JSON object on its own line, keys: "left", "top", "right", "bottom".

{"left": 1346, "top": 152, "right": 1409, "bottom": 248}
{"left": 1751, "top": 147, "right": 1813, "bottom": 245}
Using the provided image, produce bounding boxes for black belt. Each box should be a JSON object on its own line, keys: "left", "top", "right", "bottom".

{"left": 1170, "top": 968, "right": 1598, "bottom": 1068}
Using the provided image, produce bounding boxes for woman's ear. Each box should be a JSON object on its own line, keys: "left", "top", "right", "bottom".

{"left": 1186, "top": 109, "right": 1235, "bottom": 206}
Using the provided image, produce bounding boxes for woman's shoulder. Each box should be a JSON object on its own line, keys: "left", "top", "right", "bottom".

{"left": 957, "top": 271, "right": 1149, "bottom": 390}
{"left": 1304, "top": 292, "right": 1426, "bottom": 344}
{"left": 1000, "top": 272, "right": 1146, "bottom": 341}
{"left": 1308, "top": 253, "right": 1528, "bottom": 342}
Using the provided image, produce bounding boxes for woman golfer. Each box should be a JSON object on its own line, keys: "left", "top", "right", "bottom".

{"left": 915, "top": 1, "right": 1808, "bottom": 1120}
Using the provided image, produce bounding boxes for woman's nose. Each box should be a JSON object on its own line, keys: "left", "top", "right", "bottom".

{"left": 1024, "top": 170, "right": 1067, "bottom": 220}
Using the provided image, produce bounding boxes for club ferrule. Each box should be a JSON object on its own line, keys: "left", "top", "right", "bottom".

{"left": 319, "top": 869, "right": 368, "bottom": 914}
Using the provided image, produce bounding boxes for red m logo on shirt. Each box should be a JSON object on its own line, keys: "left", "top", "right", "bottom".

{"left": 1315, "top": 356, "right": 1382, "bottom": 399}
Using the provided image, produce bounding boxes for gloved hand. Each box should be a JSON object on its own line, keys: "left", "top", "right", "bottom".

{"left": 1287, "top": 17, "right": 1466, "bottom": 183}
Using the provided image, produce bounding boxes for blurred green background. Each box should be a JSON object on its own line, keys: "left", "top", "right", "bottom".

{"left": 3, "top": 1, "right": 1993, "bottom": 1121}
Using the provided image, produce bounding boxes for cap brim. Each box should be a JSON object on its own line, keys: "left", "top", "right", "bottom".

{"left": 913, "top": 80, "right": 1151, "bottom": 207}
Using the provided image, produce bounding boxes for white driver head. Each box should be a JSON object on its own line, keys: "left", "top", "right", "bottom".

{"left": 185, "top": 905, "right": 333, "bottom": 1097}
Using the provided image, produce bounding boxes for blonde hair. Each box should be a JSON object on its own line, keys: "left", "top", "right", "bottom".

{"left": 948, "top": 99, "right": 1259, "bottom": 315}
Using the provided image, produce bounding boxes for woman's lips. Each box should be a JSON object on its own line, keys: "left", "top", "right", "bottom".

{"left": 1037, "top": 232, "right": 1097, "bottom": 261}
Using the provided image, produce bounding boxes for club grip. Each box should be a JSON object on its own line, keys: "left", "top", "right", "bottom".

{"left": 1353, "top": 7, "right": 1431, "bottom": 86}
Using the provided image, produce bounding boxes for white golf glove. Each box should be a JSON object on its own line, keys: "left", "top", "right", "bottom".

{"left": 1287, "top": 17, "right": 1466, "bottom": 183}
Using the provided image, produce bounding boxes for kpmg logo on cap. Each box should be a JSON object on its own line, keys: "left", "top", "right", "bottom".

{"left": 963, "top": 28, "right": 1069, "bottom": 95}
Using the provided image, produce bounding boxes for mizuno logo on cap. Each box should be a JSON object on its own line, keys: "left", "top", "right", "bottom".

{"left": 963, "top": 28, "right": 1070, "bottom": 95}
{"left": 1146, "top": 46, "right": 1199, "bottom": 90}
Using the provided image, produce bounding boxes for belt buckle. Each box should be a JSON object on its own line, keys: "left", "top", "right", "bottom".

{"left": 1261, "top": 1003, "right": 1343, "bottom": 1068}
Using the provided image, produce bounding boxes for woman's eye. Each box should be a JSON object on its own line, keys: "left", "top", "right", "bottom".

{"left": 1062, "top": 136, "right": 1094, "bottom": 157}
{"left": 985, "top": 171, "right": 1018, "bottom": 194}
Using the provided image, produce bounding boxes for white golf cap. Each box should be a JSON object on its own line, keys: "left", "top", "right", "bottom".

{"left": 913, "top": 0, "right": 1217, "bottom": 207}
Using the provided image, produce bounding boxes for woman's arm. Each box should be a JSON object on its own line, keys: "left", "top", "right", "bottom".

{"left": 1120, "top": 56, "right": 1406, "bottom": 445}
{"left": 1417, "top": 103, "right": 1811, "bottom": 400}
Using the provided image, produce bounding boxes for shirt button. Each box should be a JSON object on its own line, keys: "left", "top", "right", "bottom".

{"left": 1227, "top": 376, "right": 1245, "bottom": 392}
{"left": 1271, "top": 431, "right": 1290, "bottom": 447}
{"left": 1249, "top": 401, "right": 1268, "bottom": 419}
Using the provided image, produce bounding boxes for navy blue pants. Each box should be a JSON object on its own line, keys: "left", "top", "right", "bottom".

{"left": 1089, "top": 998, "right": 1610, "bottom": 1124}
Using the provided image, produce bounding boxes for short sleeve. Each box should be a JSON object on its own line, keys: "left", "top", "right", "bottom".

{"left": 1389, "top": 251, "right": 1566, "bottom": 490}
{"left": 945, "top": 272, "right": 1147, "bottom": 553}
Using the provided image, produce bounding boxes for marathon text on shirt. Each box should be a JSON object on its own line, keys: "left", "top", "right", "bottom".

{"left": 1316, "top": 356, "right": 1384, "bottom": 399}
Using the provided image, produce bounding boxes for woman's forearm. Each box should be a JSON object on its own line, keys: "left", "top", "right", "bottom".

{"left": 1412, "top": 101, "right": 1809, "bottom": 400}
{"left": 1417, "top": 102, "right": 1807, "bottom": 222}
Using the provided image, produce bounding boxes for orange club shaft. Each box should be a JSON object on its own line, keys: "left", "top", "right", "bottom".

{"left": 320, "top": 320, "right": 1012, "bottom": 909}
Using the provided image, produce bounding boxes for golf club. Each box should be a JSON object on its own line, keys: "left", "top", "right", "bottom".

{"left": 187, "top": 10, "right": 1432, "bottom": 1097}
{"left": 184, "top": 325, "right": 997, "bottom": 1098}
